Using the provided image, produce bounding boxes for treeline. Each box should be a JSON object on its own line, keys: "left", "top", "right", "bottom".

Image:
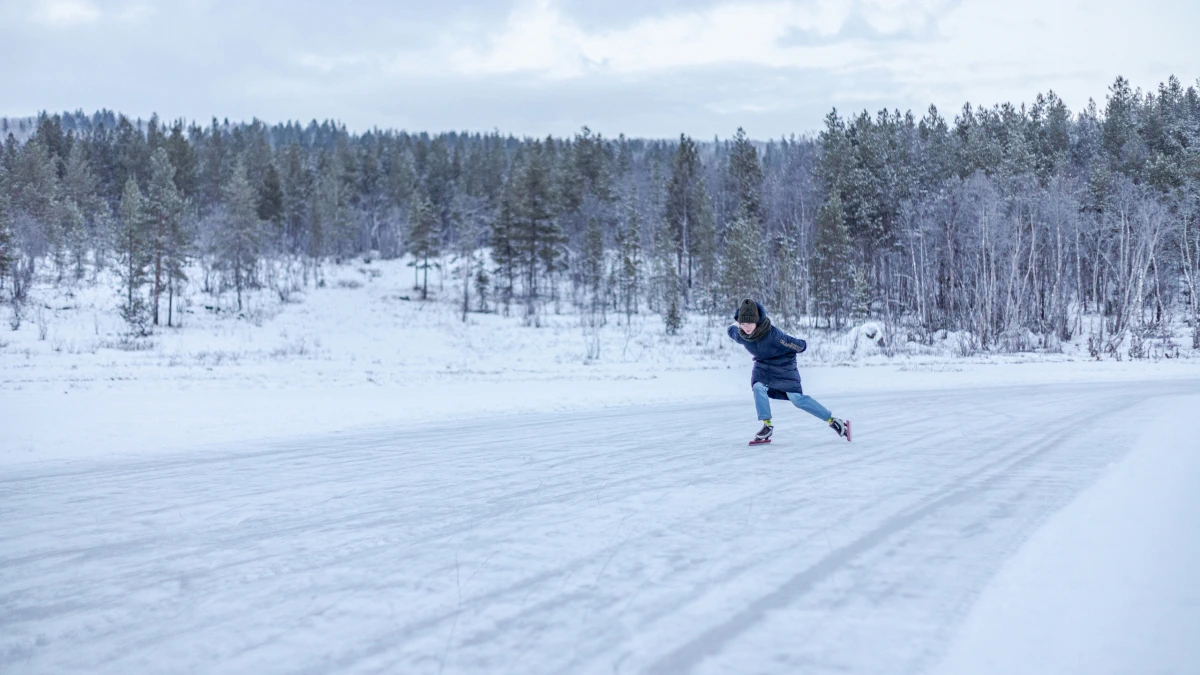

{"left": 0, "top": 75, "right": 1198, "bottom": 353}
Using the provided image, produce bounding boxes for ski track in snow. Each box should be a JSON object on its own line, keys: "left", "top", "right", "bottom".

{"left": 1, "top": 379, "right": 1195, "bottom": 674}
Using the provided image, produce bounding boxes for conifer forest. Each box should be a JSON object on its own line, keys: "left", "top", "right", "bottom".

{"left": 1, "top": 75, "right": 1198, "bottom": 355}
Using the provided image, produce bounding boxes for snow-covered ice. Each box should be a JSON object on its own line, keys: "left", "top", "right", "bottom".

{"left": 4, "top": 379, "right": 1199, "bottom": 674}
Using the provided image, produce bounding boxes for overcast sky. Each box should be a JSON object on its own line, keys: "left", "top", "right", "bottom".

{"left": 2, "top": 0, "right": 1197, "bottom": 139}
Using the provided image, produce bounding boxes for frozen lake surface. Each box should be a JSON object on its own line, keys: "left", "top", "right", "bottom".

{"left": 3, "top": 379, "right": 1199, "bottom": 674}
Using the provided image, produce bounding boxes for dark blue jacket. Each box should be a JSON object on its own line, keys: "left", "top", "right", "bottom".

{"left": 727, "top": 301, "right": 808, "bottom": 399}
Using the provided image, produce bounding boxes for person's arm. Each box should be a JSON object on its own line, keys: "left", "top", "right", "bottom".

{"left": 727, "top": 306, "right": 744, "bottom": 342}
{"left": 779, "top": 333, "right": 807, "bottom": 353}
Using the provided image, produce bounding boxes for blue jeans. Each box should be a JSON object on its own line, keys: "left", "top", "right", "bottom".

{"left": 753, "top": 381, "right": 831, "bottom": 422}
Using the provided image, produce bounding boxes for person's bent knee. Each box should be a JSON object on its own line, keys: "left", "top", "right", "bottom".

{"left": 752, "top": 382, "right": 768, "bottom": 392}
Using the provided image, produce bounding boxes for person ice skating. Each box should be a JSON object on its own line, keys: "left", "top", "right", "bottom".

{"left": 727, "top": 299, "right": 850, "bottom": 445}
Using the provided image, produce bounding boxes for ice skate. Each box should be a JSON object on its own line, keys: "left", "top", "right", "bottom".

{"left": 828, "top": 417, "right": 851, "bottom": 442}
{"left": 749, "top": 421, "right": 773, "bottom": 445}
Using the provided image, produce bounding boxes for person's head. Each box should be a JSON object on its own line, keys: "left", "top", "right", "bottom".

{"left": 736, "top": 299, "right": 760, "bottom": 333}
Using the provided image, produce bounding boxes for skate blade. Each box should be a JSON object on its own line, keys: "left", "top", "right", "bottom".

{"left": 748, "top": 438, "right": 772, "bottom": 446}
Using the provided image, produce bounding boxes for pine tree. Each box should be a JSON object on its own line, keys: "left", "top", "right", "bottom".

{"left": 727, "top": 127, "right": 765, "bottom": 225}
{"left": 0, "top": 169, "right": 13, "bottom": 285}
{"left": 279, "top": 142, "right": 312, "bottom": 257}
{"left": 165, "top": 122, "right": 198, "bottom": 199}
{"left": 811, "top": 194, "right": 852, "bottom": 327}
{"left": 10, "top": 139, "right": 60, "bottom": 263}
{"left": 60, "top": 142, "right": 101, "bottom": 277}
{"left": 850, "top": 264, "right": 872, "bottom": 320}
{"left": 688, "top": 182, "right": 720, "bottom": 316}
{"left": 217, "top": 162, "right": 263, "bottom": 312}
{"left": 114, "top": 115, "right": 149, "bottom": 190}
{"left": 116, "top": 177, "right": 152, "bottom": 334}
{"left": 769, "top": 231, "right": 802, "bottom": 327}
{"left": 665, "top": 134, "right": 705, "bottom": 301}
{"left": 615, "top": 196, "right": 642, "bottom": 320}
{"left": 581, "top": 216, "right": 606, "bottom": 321}
{"left": 721, "top": 213, "right": 765, "bottom": 309}
{"left": 257, "top": 162, "right": 285, "bottom": 236}
{"left": 474, "top": 258, "right": 490, "bottom": 313}
{"left": 490, "top": 188, "right": 518, "bottom": 315}
{"left": 310, "top": 149, "right": 353, "bottom": 261}
{"left": 407, "top": 191, "right": 439, "bottom": 299}
{"left": 424, "top": 136, "right": 455, "bottom": 239}
{"left": 200, "top": 118, "right": 227, "bottom": 212}
{"left": 1102, "top": 76, "right": 1141, "bottom": 175}
{"left": 511, "top": 141, "right": 565, "bottom": 316}
{"left": 145, "top": 148, "right": 186, "bottom": 325}
{"left": 55, "top": 200, "right": 85, "bottom": 281}
{"left": 451, "top": 192, "right": 486, "bottom": 321}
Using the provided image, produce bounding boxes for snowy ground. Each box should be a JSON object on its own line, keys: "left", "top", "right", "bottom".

{"left": 4, "top": 257, "right": 1198, "bottom": 467}
{"left": 3, "top": 259, "right": 1200, "bottom": 673}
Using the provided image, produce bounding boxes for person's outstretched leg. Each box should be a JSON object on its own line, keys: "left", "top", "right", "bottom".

{"left": 785, "top": 392, "right": 832, "bottom": 420}
{"left": 786, "top": 391, "right": 851, "bottom": 441}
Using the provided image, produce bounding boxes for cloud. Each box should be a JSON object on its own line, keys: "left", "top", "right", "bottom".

{"left": 445, "top": 0, "right": 850, "bottom": 78}
{"left": 4, "top": 0, "right": 1197, "bottom": 138}
{"left": 116, "top": 2, "right": 154, "bottom": 23}
{"left": 31, "top": 0, "right": 101, "bottom": 26}
{"left": 440, "top": 0, "right": 959, "bottom": 79}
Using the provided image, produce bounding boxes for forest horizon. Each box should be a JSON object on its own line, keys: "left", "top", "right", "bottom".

{"left": 1, "top": 73, "right": 1198, "bottom": 358}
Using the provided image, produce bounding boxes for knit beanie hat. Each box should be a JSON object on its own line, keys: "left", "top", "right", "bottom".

{"left": 737, "top": 299, "right": 760, "bottom": 324}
